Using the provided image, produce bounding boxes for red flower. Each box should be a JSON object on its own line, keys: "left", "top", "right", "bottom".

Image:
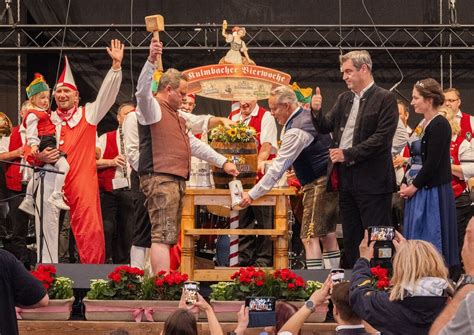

{"left": 288, "top": 283, "right": 295, "bottom": 290}
{"left": 377, "top": 279, "right": 390, "bottom": 290}
{"left": 109, "top": 272, "right": 122, "bottom": 283}
{"left": 295, "top": 277, "right": 305, "bottom": 287}
{"left": 255, "top": 280, "right": 264, "bottom": 287}
{"left": 155, "top": 278, "right": 164, "bottom": 287}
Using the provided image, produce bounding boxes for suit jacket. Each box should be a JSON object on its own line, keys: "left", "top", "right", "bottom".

{"left": 311, "top": 84, "right": 398, "bottom": 194}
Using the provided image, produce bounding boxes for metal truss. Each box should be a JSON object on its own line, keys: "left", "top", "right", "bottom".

{"left": 1, "top": 24, "right": 474, "bottom": 53}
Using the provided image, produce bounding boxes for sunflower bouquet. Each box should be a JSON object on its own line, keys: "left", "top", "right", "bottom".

{"left": 209, "top": 122, "right": 257, "bottom": 143}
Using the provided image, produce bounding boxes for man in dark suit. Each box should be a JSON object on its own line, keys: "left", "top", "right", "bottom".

{"left": 311, "top": 50, "right": 398, "bottom": 268}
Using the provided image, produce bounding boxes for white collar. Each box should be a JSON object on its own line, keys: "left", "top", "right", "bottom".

{"left": 51, "top": 106, "right": 83, "bottom": 128}
{"left": 456, "top": 110, "right": 463, "bottom": 118}
{"left": 239, "top": 103, "right": 260, "bottom": 121}
{"left": 335, "top": 325, "right": 366, "bottom": 331}
{"left": 353, "top": 81, "right": 374, "bottom": 98}
{"left": 19, "top": 123, "right": 26, "bottom": 132}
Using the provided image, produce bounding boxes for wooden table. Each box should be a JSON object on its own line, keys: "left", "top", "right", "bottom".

{"left": 181, "top": 187, "right": 296, "bottom": 281}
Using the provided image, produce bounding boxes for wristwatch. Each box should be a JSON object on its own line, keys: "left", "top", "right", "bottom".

{"left": 455, "top": 274, "right": 474, "bottom": 291}
{"left": 304, "top": 299, "right": 315, "bottom": 312}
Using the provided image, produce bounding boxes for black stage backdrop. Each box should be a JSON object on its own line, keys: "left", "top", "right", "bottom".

{"left": 1, "top": 0, "right": 474, "bottom": 134}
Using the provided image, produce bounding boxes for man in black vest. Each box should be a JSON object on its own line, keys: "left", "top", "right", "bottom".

{"left": 239, "top": 85, "right": 340, "bottom": 270}
{"left": 311, "top": 50, "right": 398, "bottom": 268}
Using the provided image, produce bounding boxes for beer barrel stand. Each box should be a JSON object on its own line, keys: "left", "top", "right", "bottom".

{"left": 181, "top": 187, "right": 296, "bottom": 281}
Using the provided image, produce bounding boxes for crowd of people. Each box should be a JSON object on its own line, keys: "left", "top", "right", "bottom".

{"left": 1, "top": 38, "right": 474, "bottom": 334}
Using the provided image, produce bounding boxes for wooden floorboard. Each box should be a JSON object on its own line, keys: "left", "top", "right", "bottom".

{"left": 19, "top": 321, "right": 338, "bottom": 335}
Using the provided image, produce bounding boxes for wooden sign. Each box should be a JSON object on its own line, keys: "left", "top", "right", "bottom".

{"left": 183, "top": 64, "right": 291, "bottom": 101}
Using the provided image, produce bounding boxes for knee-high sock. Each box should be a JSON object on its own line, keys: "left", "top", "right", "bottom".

{"left": 306, "top": 258, "right": 323, "bottom": 270}
{"left": 130, "top": 245, "right": 147, "bottom": 269}
{"left": 323, "top": 250, "right": 341, "bottom": 269}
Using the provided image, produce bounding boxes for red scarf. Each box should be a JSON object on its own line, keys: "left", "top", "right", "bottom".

{"left": 56, "top": 106, "right": 78, "bottom": 122}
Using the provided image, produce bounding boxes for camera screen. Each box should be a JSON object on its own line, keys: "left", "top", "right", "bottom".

{"left": 184, "top": 282, "right": 199, "bottom": 291}
{"left": 184, "top": 281, "right": 199, "bottom": 305}
{"left": 330, "top": 269, "right": 345, "bottom": 283}
{"left": 369, "top": 226, "right": 395, "bottom": 241}
{"left": 378, "top": 247, "right": 393, "bottom": 259}
{"left": 245, "top": 297, "right": 275, "bottom": 312}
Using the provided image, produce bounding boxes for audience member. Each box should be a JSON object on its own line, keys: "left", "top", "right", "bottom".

{"left": 331, "top": 282, "right": 370, "bottom": 334}
{"left": 350, "top": 231, "right": 450, "bottom": 335}
{"left": 0, "top": 249, "right": 49, "bottom": 335}
{"left": 163, "top": 291, "right": 223, "bottom": 335}
{"left": 430, "top": 217, "right": 474, "bottom": 334}
{"left": 277, "top": 276, "right": 331, "bottom": 335}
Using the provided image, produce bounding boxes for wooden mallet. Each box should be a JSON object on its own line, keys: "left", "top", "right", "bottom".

{"left": 145, "top": 14, "right": 164, "bottom": 72}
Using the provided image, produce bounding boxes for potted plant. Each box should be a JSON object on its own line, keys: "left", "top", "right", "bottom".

{"left": 210, "top": 266, "right": 272, "bottom": 322}
{"left": 83, "top": 266, "right": 191, "bottom": 322}
{"left": 210, "top": 267, "right": 327, "bottom": 322}
{"left": 17, "top": 265, "right": 74, "bottom": 320}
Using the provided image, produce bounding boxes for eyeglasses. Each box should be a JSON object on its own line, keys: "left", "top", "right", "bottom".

{"left": 446, "top": 99, "right": 459, "bottom": 103}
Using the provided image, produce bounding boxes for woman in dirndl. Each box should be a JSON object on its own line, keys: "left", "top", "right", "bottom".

{"left": 400, "top": 78, "right": 459, "bottom": 267}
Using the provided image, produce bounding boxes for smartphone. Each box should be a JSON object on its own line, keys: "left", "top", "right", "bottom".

{"left": 330, "top": 269, "right": 345, "bottom": 284}
{"left": 368, "top": 226, "right": 395, "bottom": 242}
{"left": 245, "top": 297, "right": 276, "bottom": 328}
{"left": 245, "top": 297, "right": 276, "bottom": 312}
{"left": 183, "top": 281, "right": 200, "bottom": 305}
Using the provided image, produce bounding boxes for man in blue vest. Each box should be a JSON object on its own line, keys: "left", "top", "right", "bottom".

{"left": 239, "top": 85, "right": 340, "bottom": 270}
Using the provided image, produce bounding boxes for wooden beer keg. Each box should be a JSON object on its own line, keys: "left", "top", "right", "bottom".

{"left": 211, "top": 139, "right": 258, "bottom": 189}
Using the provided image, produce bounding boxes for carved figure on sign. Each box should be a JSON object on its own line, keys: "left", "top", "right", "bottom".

{"left": 219, "top": 20, "right": 255, "bottom": 65}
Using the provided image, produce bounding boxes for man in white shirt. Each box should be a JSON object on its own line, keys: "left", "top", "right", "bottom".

{"left": 229, "top": 98, "right": 278, "bottom": 266}
{"left": 96, "top": 102, "right": 135, "bottom": 264}
{"left": 444, "top": 87, "right": 474, "bottom": 258}
{"left": 34, "top": 39, "right": 124, "bottom": 263}
{"left": 239, "top": 86, "right": 340, "bottom": 270}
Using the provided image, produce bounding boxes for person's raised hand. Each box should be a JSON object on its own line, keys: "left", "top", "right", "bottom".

{"left": 359, "top": 230, "right": 375, "bottom": 261}
{"left": 107, "top": 39, "right": 125, "bottom": 70}
{"left": 393, "top": 230, "right": 407, "bottom": 252}
{"left": 311, "top": 87, "right": 323, "bottom": 111}
{"left": 234, "top": 305, "right": 249, "bottom": 335}
{"left": 310, "top": 275, "right": 331, "bottom": 306}
{"left": 148, "top": 38, "right": 163, "bottom": 64}
{"left": 462, "top": 217, "right": 474, "bottom": 275}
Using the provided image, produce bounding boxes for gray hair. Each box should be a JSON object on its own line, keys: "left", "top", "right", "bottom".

{"left": 339, "top": 50, "right": 372, "bottom": 72}
{"left": 270, "top": 85, "right": 298, "bottom": 106}
{"left": 157, "top": 68, "right": 188, "bottom": 92}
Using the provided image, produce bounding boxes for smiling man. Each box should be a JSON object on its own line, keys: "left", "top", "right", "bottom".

{"left": 229, "top": 97, "right": 278, "bottom": 267}
{"left": 311, "top": 50, "right": 398, "bottom": 268}
{"left": 35, "top": 39, "right": 124, "bottom": 263}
